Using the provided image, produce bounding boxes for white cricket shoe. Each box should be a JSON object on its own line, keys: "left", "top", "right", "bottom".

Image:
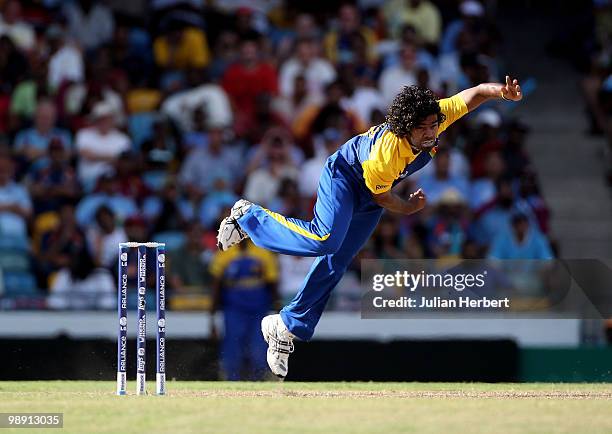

{"left": 261, "top": 314, "right": 295, "bottom": 379}
{"left": 216, "top": 199, "right": 252, "bottom": 251}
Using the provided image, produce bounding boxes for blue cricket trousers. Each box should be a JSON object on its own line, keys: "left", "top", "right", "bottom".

{"left": 238, "top": 153, "right": 383, "bottom": 340}
{"left": 222, "top": 308, "right": 269, "bottom": 380}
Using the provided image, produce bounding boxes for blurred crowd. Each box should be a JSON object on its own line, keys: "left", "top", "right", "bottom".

{"left": 577, "top": 1, "right": 612, "bottom": 185}
{"left": 0, "top": 0, "right": 555, "bottom": 311}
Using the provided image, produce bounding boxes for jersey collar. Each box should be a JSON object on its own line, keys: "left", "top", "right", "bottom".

{"left": 399, "top": 136, "right": 417, "bottom": 158}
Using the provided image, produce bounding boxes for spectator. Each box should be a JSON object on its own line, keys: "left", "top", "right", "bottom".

{"left": 0, "top": 153, "right": 32, "bottom": 246}
{"left": 37, "top": 203, "right": 85, "bottom": 284}
{"left": 342, "top": 67, "right": 386, "bottom": 126}
{"left": 372, "top": 214, "right": 405, "bottom": 260}
{"left": 208, "top": 30, "right": 240, "bottom": 81}
{"left": 502, "top": 119, "right": 531, "bottom": 177}
{"left": 222, "top": 38, "right": 278, "bottom": 139}
{"left": 413, "top": 135, "right": 470, "bottom": 182}
{"left": 299, "top": 127, "right": 344, "bottom": 199}
{"left": 0, "top": 35, "right": 28, "bottom": 92}
{"left": 181, "top": 107, "right": 208, "bottom": 150}
{"left": 273, "top": 74, "right": 323, "bottom": 126}
{"left": 161, "top": 70, "right": 233, "bottom": 132}
{"left": 379, "top": 42, "right": 419, "bottom": 105}
{"left": 472, "top": 177, "right": 539, "bottom": 246}
{"left": 147, "top": 177, "right": 192, "bottom": 235}
{"left": 115, "top": 151, "right": 149, "bottom": 204}
{"left": 279, "top": 38, "right": 336, "bottom": 98}
{"left": 63, "top": 0, "right": 115, "bottom": 51}
{"left": 268, "top": 177, "right": 305, "bottom": 216}
{"left": 469, "top": 151, "right": 505, "bottom": 210}
{"left": 167, "top": 222, "right": 209, "bottom": 292}
{"left": 382, "top": 25, "right": 441, "bottom": 88}
{"left": 292, "top": 80, "right": 365, "bottom": 152}
{"left": 488, "top": 212, "right": 554, "bottom": 259}
{"left": 324, "top": 4, "right": 376, "bottom": 65}
{"left": 46, "top": 25, "right": 85, "bottom": 91}
{"left": 123, "top": 214, "right": 149, "bottom": 244}
{"left": 210, "top": 240, "right": 278, "bottom": 380}
{"left": 140, "top": 118, "right": 179, "bottom": 188}
{"left": 0, "top": 0, "right": 35, "bottom": 52}
{"left": 383, "top": 0, "right": 442, "bottom": 47}
{"left": 26, "top": 139, "right": 80, "bottom": 213}
{"left": 75, "top": 173, "right": 138, "bottom": 228}
{"left": 273, "top": 13, "right": 321, "bottom": 62}
{"left": 469, "top": 109, "right": 504, "bottom": 178}
{"left": 14, "top": 99, "right": 72, "bottom": 164}
{"left": 244, "top": 129, "right": 300, "bottom": 207}
{"left": 48, "top": 243, "right": 115, "bottom": 309}
{"left": 425, "top": 188, "right": 471, "bottom": 258}
{"left": 9, "top": 58, "right": 49, "bottom": 124}
{"left": 198, "top": 176, "right": 239, "bottom": 230}
{"left": 75, "top": 101, "right": 131, "bottom": 190}
{"left": 440, "top": 0, "right": 486, "bottom": 55}
{"left": 418, "top": 149, "right": 470, "bottom": 205}
{"left": 179, "top": 126, "right": 241, "bottom": 196}
{"left": 153, "top": 19, "right": 210, "bottom": 70}
{"left": 278, "top": 253, "right": 315, "bottom": 304}
{"left": 86, "top": 205, "right": 127, "bottom": 268}
{"left": 517, "top": 170, "right": 550, "bottom": 235}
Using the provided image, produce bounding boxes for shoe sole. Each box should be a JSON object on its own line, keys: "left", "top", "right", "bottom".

{"left": 216, "top": 217, "right": 230, "bottom": 251}
{"left": 261, "top": 316, "right": 287, "bottom": 379}
{"left": 261, "top": 316, "right": 271, "bottom": 344}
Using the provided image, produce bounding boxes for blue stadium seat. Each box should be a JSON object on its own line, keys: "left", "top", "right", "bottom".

{"left": 0, "top": 249, "right": 30, "bottom": 272}
{"left": 0, "top": 236, "right": 29, "bottom": 251}
{"left": 128, "top": 112, "right": 156, "bottom": 149}
{"left": 2, "top": 271, "right": 39, "bottom": 297}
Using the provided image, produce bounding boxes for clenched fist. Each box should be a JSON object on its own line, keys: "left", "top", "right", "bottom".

{"left": 408, "top": 188, "right": 427, "bottom": 213}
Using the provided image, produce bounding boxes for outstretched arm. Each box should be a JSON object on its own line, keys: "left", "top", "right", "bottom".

{"left": 458, "top": 75, "right": 523, "bottom": 112}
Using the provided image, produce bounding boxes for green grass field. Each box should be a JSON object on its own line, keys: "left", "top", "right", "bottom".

{"left": 1, "top": 381, "right": 611, "bottom": 433}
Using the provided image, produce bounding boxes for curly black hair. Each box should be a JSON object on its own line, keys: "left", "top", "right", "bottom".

{"left": 386, "top": 85, "right": 446, "bottom": 138}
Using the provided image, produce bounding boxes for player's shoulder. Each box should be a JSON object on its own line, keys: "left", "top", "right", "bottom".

{"left": 437, "top": 94, "right": 468, "bottom": 112}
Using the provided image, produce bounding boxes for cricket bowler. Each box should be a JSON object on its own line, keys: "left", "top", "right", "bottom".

{"left": 217, "top": 76, "right": 523, "bottom": 378}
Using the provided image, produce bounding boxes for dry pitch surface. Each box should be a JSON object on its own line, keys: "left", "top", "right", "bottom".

{"left": 1, "top": 381, "right": 611, "bottom": 433}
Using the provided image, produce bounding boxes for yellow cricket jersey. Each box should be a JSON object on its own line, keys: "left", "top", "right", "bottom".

{"left": 337, "top": 94, "right": 468, "bottom": 195}
{"left": 209, "top": 241, "right": 278, "bottom": 285}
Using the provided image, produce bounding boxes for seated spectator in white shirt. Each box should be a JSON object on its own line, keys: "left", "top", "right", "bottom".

{"left": 244, "top": 131, "right": 299, "bottom": 207}
{"left": 46, "top": 25, "right": 84, "bottom": 90}
{"left": 378, "top": 42, "right": 419, "bottom": 106}
{"left": 0, "top": 0, "right": 34, "bottom": 52}
{"left": 48, "top": 245, "right": 115, "bottom": 309}
{"left": 343, "top": 67, "right": 386, "bottom": 126}
{"left": 161, "top": 70, "right": 233, "bottom": 132}
{"left": 279, "top": 37, "right": 336, "bottom": 99}
{"left": 76, "top": 101, "right": 131, "bottom": 191}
